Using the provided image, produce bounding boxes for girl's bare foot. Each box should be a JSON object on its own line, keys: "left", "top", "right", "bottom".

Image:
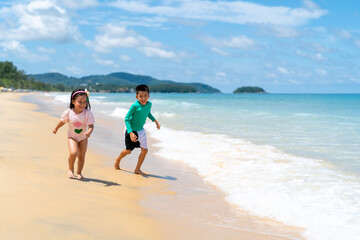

{"left": 134, "top": 169, "right": 147, "bottom": 176}
{"left": 68, "top": 170, "right": 76, "bottom": 179}
{"left": 76, "top": 173, "right": 84, "bottom": 180}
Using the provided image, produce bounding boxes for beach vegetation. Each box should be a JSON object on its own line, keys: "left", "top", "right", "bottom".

{"left": 0, "top": 61, "right": 69, "bottom": 91}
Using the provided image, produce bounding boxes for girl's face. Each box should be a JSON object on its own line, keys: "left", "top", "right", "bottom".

{"left": 136, "top": 91, "right": 150, "bottom": 105}
{"left": 72, "top": 95, "right": 87, "bottom": 113}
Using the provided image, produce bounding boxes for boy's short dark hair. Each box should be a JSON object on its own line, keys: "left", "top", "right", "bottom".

{"left": 136, "top": 84, "right": 150, "bottom": 94}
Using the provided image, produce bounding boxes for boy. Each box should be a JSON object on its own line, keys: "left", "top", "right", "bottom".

{"left": 115, "top": 84, "right": 161, "bottom": 175}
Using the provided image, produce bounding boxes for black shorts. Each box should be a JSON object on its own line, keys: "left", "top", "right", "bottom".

{"left": 125, "top": 131, "right": 140, "bottom": 151}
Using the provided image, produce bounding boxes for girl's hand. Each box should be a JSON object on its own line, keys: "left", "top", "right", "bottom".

{"left": 53, "top": 128, "right": 58, "bottom": 134}
{"left": 130, "top": 132, "right": 138, "bottom": 142}
{"left": 86, "top": 125, "right": 94, "bottom": 138}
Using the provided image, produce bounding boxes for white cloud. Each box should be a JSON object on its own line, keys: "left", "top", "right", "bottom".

{"left": 66, "top": 66, "right": 82, "bottom": 75}
{"left": 56, "top": 0, "right": 99, "bottom": 9}
{"left": 288, "top": 79, "right": 300, "bottom": 84}
{"left": 355, "top": 40, "right": 360, "bottom": 48}
{"left": 211, "top": 47, "right": 228, "bottom": 56}
{"left": 223, "top": 36, "right": 255, "bottom": 49}
{"left": 0, "top": 40, "right": 27, "bottom": 53}
{"left": 95, "top": 58, "right": 114, "bottom": 66}
{"left": 87, "top": 24, "right": 180, "bottom": 59}
{"left": 120, "top": 55, "right": 132, "bottom": 61}
{"left": 111, "top": 0, "right": 328, "bottom": 26}
{"left": 259, "top": 25, "right": 298, "bottom": 38}
{"left": 140, "top": 47, "right": 176, "bottom": 59}
{"left": 0, "top": 40, "right": 48, "bottom": 61}
{"left": 277, "top": 67, "right": 289, "bottom": 74}
{"left": 265, "top": 72, "right": 277, "bottom": 79}
{"left": 302, "top": 0, "right": 319, "bottom": 10}
{"left": 316, "top": 68, "right": 327, "bottom": 76}
{"left": 200, "top": 35, "right": 255, "bottom": 50}
{"left": 0, "top": 1, "right": 80, "bottom": 42}
{"left": 296, "top": 50, "right": 307, "bottom": 57}
{"left": 315, "top": 53, "right": 327, "bottom": 61}
{"left": 335, "top": 29, "right": 351, "bottom": 39}
{"left": 37, "top": 46, "right": 56, "bottom": 53}
{"left": 216, "top": 72, "right": 227, "bottom": 77}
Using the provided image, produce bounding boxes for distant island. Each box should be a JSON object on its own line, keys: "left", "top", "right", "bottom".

{"left": 233, "top": 86, "right": 266, "bottom": 94}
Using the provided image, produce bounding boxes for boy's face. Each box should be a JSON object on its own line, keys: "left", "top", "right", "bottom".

{"left": 136, "top": 91, "right": 150, "bottom": 105}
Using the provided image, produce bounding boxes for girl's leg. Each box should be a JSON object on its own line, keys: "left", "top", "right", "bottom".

{"left": 134, "top": 147, "right": 148, "bottom": 175}
{"left": 114, "top": 149, "right": 131, "bottom": 170}
{"left": 76, "top": 138, "right": 88, "bottom": 179}
{"left": 67, "top": 138, "right": 78, "bottom": 178}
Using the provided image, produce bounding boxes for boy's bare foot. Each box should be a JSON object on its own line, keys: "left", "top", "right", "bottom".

{"left": 68, "top": 170, "right": 75, "bottom": 179}
{"left": 134, "top": 169, "right": 147, "bottom": 176}
{"left": 76, "top": 173, "right": 84, "bottom": 180}
{"left": 114, "top": 158, "right": 120, "bottom": 170}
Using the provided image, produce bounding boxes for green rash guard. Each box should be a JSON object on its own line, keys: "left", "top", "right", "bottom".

{"left": 125, "top": 100, "right": 156, "bottom": 134}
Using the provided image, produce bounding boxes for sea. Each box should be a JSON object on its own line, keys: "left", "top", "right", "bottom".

{"left": 36, "top": 93, "right": 360, "bottom": 240}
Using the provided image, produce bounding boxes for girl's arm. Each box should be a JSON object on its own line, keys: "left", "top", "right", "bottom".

{"left": 85, "top": 124, "right": 94, "bottom": 138}
{"left": 53, "top": 121, "right": 65, "bottom": 134}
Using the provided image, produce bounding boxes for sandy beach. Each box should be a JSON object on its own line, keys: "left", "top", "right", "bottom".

{"left": 0, "top": 92, "right": 305, "bottom": 240}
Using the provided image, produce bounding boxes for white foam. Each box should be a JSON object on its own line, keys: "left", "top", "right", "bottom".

{"left": 110, "top": 107, "right": 129, "bottom": 119}
{"left": 147, "top": 125, "right": 360, "bottom": 240}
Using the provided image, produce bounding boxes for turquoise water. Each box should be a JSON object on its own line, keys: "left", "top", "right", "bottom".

{"left": 93, "top": 93, "right": 360, "bottom": 175}
{"left": 46, "top": 92, "right": 360, "bottom": 240}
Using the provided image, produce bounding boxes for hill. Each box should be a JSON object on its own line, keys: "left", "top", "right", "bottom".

{"left": 29, "top": 72, "right": 221, "bottom": 93}
{"left": 233, "top": 86, "right": 266, "bottom": 94}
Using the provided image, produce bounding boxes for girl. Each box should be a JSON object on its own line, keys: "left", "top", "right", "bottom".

{"left": 53, "top": 89, "right": 95, "bottom": 179}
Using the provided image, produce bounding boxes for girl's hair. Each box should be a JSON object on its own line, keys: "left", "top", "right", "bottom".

{"left": 69, "top": 88, "right": 91, "bottom": 109}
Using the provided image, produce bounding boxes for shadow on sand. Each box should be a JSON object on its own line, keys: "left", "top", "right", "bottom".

{"left": 79, "top": 177, "right": 121, "bottom": 187}
{"left": 119, "top": 169, "right": 177, "bottom": 181}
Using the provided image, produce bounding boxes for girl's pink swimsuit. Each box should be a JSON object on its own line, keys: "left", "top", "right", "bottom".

{"left": 60, "top": 108, "right": 95, "bottom": 142}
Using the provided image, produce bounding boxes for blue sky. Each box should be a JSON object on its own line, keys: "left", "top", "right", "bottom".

{"left": 1, "top": 0, "right": 360, "bottom": 93}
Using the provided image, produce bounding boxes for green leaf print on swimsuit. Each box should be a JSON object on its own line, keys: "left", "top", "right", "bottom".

{"left": 74, "top": 129, "right": 83, "bottom": 134}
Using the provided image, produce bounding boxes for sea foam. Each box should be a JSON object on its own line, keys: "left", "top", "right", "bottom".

{"left": 146, "top": 124, "right": 360, "bottom": 240}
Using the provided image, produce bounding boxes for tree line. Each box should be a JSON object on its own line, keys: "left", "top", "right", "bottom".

{"left": 0, "top": 61, "right": 69, "bottom": 91}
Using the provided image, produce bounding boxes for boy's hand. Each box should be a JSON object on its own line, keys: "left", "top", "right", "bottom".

{"left": 130, "top": 132, "right": 138, "bottom": 142}
{"left": 155, "top": 120, "right": 161, "bottom": 130}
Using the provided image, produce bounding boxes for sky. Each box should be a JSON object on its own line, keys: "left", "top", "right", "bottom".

{"left": 1, "top": 0, "right": 360, "bottom": 93}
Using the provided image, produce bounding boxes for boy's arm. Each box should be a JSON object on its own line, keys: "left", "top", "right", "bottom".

{"left": 53, "top": 121, "right": 65, "bottom": 134}
{"left": 125, "top": 105, "right": 135, "bottom": 133}
{"left": 148, "top": 112, "right": 156, "bottom": 122}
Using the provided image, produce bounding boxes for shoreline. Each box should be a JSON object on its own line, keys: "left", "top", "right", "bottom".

{"left": 1, "top": 92, "right": 306, "bottom": 239}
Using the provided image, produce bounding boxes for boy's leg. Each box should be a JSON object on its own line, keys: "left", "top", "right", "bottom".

{"left": 114, "top": 149, "right": 131, "bottom": 169}
{"left": 67, "top": 138, "right": 78, "bottom": 178}
{"left": 134, "top": 147, "right": 148, "bottom": 175}
{"left": 76, "top": 138, "right": 88, "bottom": 179}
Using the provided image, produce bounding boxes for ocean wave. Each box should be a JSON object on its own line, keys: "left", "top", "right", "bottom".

{"left": 110, "top": 107, "right": 128, "bottom": 119}
{"left": 146, "top": 124, "right": 360, "bottom": 240}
